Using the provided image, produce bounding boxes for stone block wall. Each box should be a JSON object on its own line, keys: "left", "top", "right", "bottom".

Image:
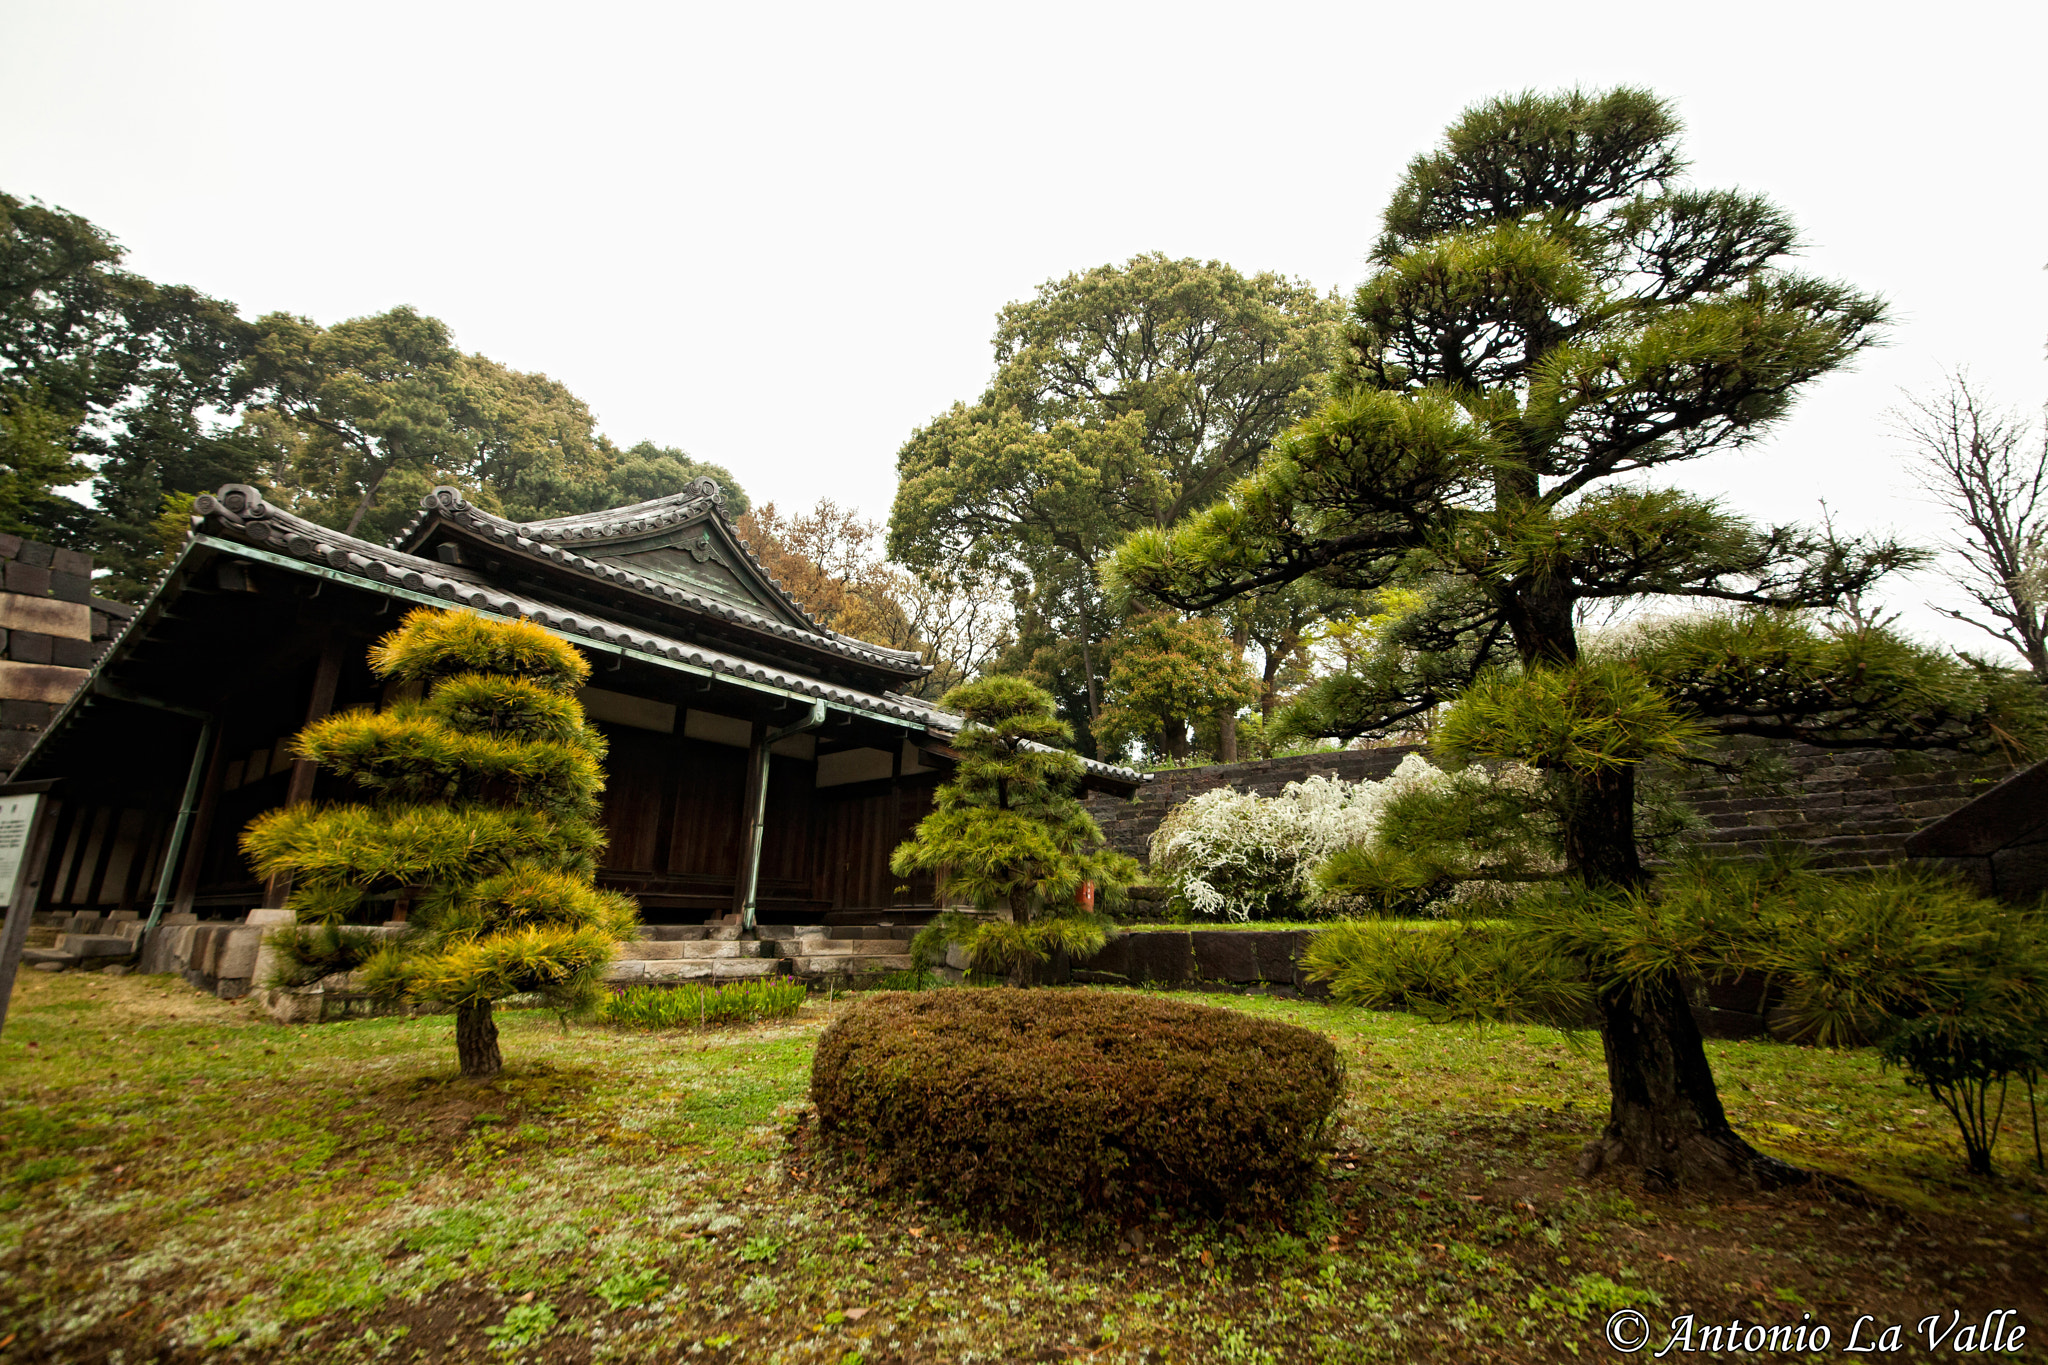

{"left": 1666, "top": 740, "right": 2014, "bottom": 872}
{"left": 0, "top": 533, "right": 134, "bottom": 771}
{"left": 1087, "top": 739, "right": 2016, "bottom": 872}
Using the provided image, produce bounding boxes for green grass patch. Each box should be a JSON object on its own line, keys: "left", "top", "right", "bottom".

{"left": 0, "top": 969, "right": 2038, "bottom": 1363}
{"left": 594, "top": 979, "right": 807, "bottom": 1029}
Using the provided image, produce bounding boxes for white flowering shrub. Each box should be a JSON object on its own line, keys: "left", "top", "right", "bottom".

{"left": 1149, "top": 755, "right": 1458, "bottom": 922}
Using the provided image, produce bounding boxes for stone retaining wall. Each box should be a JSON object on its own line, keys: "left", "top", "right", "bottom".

{"left": 1086, "top": 740, "right": 2015, "bottom": 872}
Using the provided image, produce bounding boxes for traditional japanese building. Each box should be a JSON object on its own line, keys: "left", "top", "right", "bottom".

{"left": 11, "top": 479, "right": 1142, "bottom": 962}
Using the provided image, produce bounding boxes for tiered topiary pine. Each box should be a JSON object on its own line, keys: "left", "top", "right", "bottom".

{"left": 243, "top": 607, "right": 638, "bottom": 1077}
{"left": 892, "top": 676, "right": 1138, "bottom": 984}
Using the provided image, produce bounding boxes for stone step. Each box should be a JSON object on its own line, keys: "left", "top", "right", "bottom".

{"left": 605, "top": 957, "right": 786, "bottom": 984}
{"left": 753, "top": 925, "right": 830, "bottom": 942}
{"left": 795, "top": 935, "right": 917, "bottom": 954}
{"left": 621, "top": 940, "right": 765, "bottom": 960}
{"left": 784, "top": 953, "right": 915, "bottom": 976}
{"left": 56, "top": 933, "right": 138, "bottom": 958}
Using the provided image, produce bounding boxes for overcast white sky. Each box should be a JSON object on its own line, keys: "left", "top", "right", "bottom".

{"left": 3, "top": 0, "right": 2043, "bottom": 657}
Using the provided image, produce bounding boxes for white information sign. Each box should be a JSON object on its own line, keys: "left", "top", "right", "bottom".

{"left": 0, "top": 793, "right": 42, "bottom": 907}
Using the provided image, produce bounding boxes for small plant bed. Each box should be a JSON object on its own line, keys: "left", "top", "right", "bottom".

{"left": 596, "top": 980, "right": 809, "bottom": 1030}
{"left": 0, "top": 970, "right": 2039, "bottom": 1362}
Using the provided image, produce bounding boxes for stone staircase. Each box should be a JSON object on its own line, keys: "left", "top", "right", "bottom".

{"left": 604, "top": 924, "right": 784, "bottom": 985}
{"left": 768, "top": 925, "right": 918, "bottom": 984}
{"left": 603, "top": 923, "right": 919, "bottom": 987}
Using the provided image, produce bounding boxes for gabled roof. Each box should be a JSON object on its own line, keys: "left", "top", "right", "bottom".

{"left": 390, "top": 477, "right": 906, "bottom": 659}
{"left": 152, "top": 482, "right": 1146, "bottom": 793}
{"left": 202, "top": 481, "right": 927, "bottom": 686}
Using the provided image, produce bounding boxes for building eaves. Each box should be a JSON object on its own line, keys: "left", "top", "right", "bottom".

{"left": 179, "top": 486, "right": 1145, "bottom": 789}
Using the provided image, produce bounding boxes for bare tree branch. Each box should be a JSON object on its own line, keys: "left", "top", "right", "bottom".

{"left": 1894, "top": 371, "right": 2048, "bottom": 672}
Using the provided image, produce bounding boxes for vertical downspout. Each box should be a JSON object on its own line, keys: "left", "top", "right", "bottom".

{"left": 735, "top": 701, "right": 827, "bottom": 933}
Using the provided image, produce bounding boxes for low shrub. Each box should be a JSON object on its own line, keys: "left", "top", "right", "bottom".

{"left": 1300, "top": 919, "right": 1591, "bottom": 1026}
{"left": 264, "top": 923, "right": 386, "bottom": 988}
{"left": 809, "top": 989, "right": 1343, "bottom": 1225}
{"left": 596, "top": 980, "right": 807, "bottom": 1029}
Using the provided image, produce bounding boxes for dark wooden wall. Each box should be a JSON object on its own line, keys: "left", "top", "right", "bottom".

{"left": 591, "top": 722, "right": 939, "bottom": 922}
{"left": 39, "top": 802, "right": 169, "bottom": 914}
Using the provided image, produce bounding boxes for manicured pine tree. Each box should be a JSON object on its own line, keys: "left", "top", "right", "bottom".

{"left": 1109, "top": 88, "right": 2047, "bottom": 1188}
{"left": 893, "top": 676, "right": 1138, "bottom": 984}
{"left": 243, "top": 607, "right": 637, "bottom": 1077}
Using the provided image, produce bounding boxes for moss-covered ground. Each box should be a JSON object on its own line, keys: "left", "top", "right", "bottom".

{"left": 1, "top": 970, "right": 2040, "bottom": 1363}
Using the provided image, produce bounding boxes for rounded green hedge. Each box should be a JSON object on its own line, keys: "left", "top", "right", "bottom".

{"left": 809, "top": 989, "right": 1344, "bottom": 1222}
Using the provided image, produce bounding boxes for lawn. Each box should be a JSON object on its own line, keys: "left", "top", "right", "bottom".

{"left": 0, "top": 971, "right": 2040, "bottom": 1363}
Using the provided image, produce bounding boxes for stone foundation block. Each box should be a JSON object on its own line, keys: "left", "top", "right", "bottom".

{"left": 55, "top": 933, "right": 135, "bottom": 958}
{"left": 1191, "top": 931, "right": 1259, "bottom": 983}
{"left": 1123, "top": 932, "right": 1193, "bottom": 985}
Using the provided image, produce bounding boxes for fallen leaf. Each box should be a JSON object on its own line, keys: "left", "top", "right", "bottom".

{"left": 843, "top": 1307, "right": 869, "bottom": 1321}
{"left": 517, "top": 1292, "right": 534, "bottom": 1304}
{"left": 1199, "top": 1250, "right": 1213, "bottom": 1267}
{"left": 907, "top": 1226, "right": 924, "bottom": 1237}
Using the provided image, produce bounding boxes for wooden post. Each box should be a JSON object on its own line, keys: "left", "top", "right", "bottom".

{"left": 260, "top": 635, "right": 347, "bottom": 911}
{"left": 0, "top": 780, "right": 64, "bottom": 1037}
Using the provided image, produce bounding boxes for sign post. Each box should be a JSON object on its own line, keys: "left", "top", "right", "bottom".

{"left": 0, "top": 779, "right": 61, "bottom": 1038}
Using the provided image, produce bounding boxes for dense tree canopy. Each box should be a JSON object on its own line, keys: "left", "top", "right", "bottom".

{"left": 1094, "top": 614, "right": 1257, "bottom": 765}
{"left": 1, "top": 191, "right": 751, "bottom": 593}
{"left": 890, "top": 254, "right": 1341, "bottom": 743}
{"left": 1110, "top": 87, "right": 2036, "bottom": 1190}
{"left": 1, "top": 192, "right": 256, "bottom": 586}
{"left": 236, "top": 312, "right": 750, "bottom": 545}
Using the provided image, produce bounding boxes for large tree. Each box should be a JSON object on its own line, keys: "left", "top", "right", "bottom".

{"left": 1108, "top": 88, "right": 2030, "bottom": 1189}
{"left": 236, "top": 311, "right": 748, "bottom": 543}
{"left": 1094, "top": 613, "right": 1257, "bottom": 765}
{"left": 890, "top": 254, "right": 1341, "bottom": 744}
{"left": 1, "top": 191, "right": 257, "bottom": 585}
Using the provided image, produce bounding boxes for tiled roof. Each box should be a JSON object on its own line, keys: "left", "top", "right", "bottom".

{"left": 184, "top": 484, "right": 1145, "bottom": 788}
{"left": 225, "top": 483, "right": 924, "bottom": 678}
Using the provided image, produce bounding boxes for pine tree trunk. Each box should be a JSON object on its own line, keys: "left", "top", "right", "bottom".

{"left": 1579, "top": 972, "right": 1807, "bottom": 1190}
{"left": 456, "top": 1001, "right": 503, "bottom": 1078}
{"left": 1565, "top": 769, "right": 1810, "bottom": 1191}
